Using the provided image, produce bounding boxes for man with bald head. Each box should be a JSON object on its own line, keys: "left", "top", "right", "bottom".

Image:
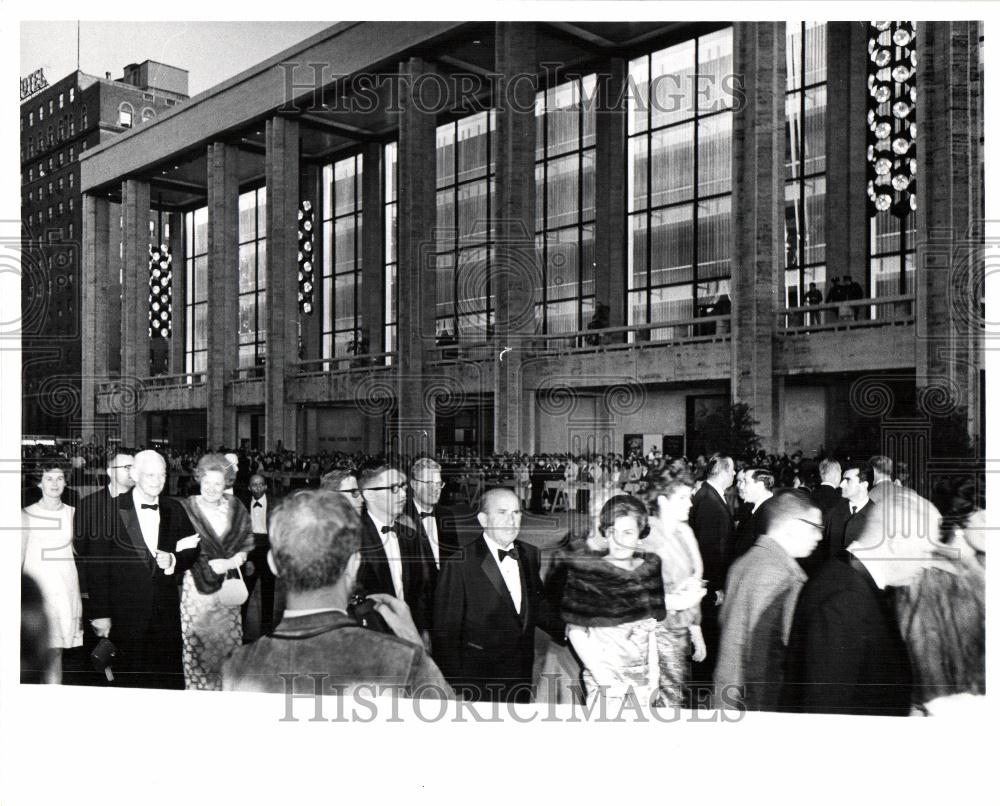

{"left": 432, "top": 487, "right": 558, "bottom": 703}
{"left": 86, "top": 449, "right": 201, "bottom": 689}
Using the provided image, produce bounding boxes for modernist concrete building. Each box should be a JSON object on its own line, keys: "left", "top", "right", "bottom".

{"left": 21, "top": 60, "right": 189, "bottom": 436}
{"left": 75, "top": 21, "right": 983, "bottom": 469}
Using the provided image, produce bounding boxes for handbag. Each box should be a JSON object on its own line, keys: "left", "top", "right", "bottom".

{"left": 218, "top": 564, "right": 249, "bottom": 607}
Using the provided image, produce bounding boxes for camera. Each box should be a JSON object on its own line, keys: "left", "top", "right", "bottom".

{"left": 347, "top": 592, "right": 391, "bottom": 633}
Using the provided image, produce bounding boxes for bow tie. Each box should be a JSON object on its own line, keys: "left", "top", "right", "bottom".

{"left": 498, "top": 546, "right": 519, "bottom": 562}
{"left": 253, "top": 501, "right": 263, "bottom": 508}
{"left": 419, "top": 511, "right": 435, "bottom": 519}
{"left": 140, "top": 503, "right": 159, "bottom": 511}
{"left": 381, "top": 525, "right": 395, "bottom": 534}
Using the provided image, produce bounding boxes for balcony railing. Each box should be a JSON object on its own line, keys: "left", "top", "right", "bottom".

{"left": 532, "top": 315, "right": 732, "bottom": 356}
{"left": 231, "top": 365, "right": 266, "bottom": 382}
{"left": 96, "top": 372, "right": 205, "bottom": 395}
{"left": 295, "top": 352, "right": 395, "bottom": 376}
{"left": 778, "top": 294, "right": 914, "bottom": 334}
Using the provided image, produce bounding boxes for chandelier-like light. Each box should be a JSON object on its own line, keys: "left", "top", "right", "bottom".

{"left": 866, "top": 21, "right": 917, "bottom": 219}
{"left": 297, "top": 200, "right": 315, "bottom": 315}
{"left": 148, "top": 243, "right": 172, "bottom": 337}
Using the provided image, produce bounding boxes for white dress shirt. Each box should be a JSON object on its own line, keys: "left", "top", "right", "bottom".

{"left": 415, "top": 503, "right": 440, "bottom": 569}
{"left": 133, "top": 489, "right": 161, "bottom": 557}
{"left": 483, "top": 534, "right": 522, "bottom": 614}
{"left": 366, "top": 512, "right": 404, "bottom": 599}
{"left": 250, "top": 494, "right": 268, "bottom": 533}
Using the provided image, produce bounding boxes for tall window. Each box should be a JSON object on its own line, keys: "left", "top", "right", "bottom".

{"left": 384, "top": 142, "right": 398, "bottom": 353}
{"left": 322, "top": 154, "right": 363, "bottom": 359}
{"left": 238, "top": 188, "right": 267, "bottom": 368}
{"left": 627, "top": 28, "right": 734, "bottom": 337}
{"left": 435, "top": 111, "right": 496, "bottom": 341}
{"left": 119, "top": 103, "right": 133, "bottom": 128}
{"left": 784, "top": 22, "right": 827, "bottom": 306}
{"left": 534, "top": 75, "right": 596, "bottom": 334}
{"left": 184, "top": 207, "right": 208, "bottom": 373}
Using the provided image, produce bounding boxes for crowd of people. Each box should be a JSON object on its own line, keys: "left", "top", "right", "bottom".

{"left": 20, "top": 440, "right": 984, "bottom": 716}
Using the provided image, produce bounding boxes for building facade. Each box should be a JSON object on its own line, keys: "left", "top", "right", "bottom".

{"left": 73, "top": 21, "right": 983, "bottom": 475}
{"left": 21, "top": 60, "right": 189, "bottom": 436}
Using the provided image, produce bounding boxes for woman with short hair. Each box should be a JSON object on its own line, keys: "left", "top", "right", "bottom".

{"left": 179, "top": 453, "right": 255, "bottom": 690}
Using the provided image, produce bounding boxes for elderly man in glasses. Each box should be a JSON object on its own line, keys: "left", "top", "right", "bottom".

{"left": 714, "top": 490, "right": 823, "bottom": 711}
{"left": 404, "top": 457, "right": 460, "bottom": 592}
{"left": 357, "top": 459, "right": 433, "bottom": 635}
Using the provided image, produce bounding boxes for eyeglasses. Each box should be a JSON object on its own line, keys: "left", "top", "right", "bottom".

{"left": 364, "top": 483, "right": 407, "bottom": 494}
{"left": 795, "top": 518, "right": 824, "bottom": 531}
{"left": 412, "top": 478, "right": 445, "bottom": 487}
{"left": 110, "top": 464, "right": 133, "bottom": 470}
{"left": 341, "top": 488, "right": 362, "bottom": 499}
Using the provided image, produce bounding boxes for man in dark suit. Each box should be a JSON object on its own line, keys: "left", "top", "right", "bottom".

{"left": 70, "top": 448, "right": 136, "bottom": 686}
{"left": 781, "top": 486, "right": 940, "bottom": 715}
{"left": 405, "top": 457, "right": 461, "bottom": 592}
{"left": 732, "top": 468, "right": 776, "bottom": 561}
{"left": 357, "top": 460, "right": 432, "bottom": 632}
{"left": 433, "top": 487, "right": 561, "bottom": 703}
{"left": 824, "top": 463, "right": 875, "bottom": 558}
{"left": 809, "top": 458, "right": 842, "bottom": 523}
{"left": 242, "top": 473, "right": 278, "bottom": 639}
{"left": 86, "top": 450, "right": 201, "bottom": 689}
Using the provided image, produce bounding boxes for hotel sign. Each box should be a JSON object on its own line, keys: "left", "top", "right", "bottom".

{"left": 20, "top": 68, "right": 49, "bottom": 101}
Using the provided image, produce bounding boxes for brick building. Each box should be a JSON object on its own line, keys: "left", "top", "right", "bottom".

{"left": 21, "top": 60, "right": 189, "bottom": 436}
{"left": 71, "top": 22, "right": 982, "bottom": 476}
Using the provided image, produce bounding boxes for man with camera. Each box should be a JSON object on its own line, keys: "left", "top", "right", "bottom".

{"left": 222, "top": 489, "right": 451, "bottom": 698}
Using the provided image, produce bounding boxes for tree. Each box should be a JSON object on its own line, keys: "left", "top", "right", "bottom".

{"left": 701, "top": 401, "right": 761, "bottom": 459}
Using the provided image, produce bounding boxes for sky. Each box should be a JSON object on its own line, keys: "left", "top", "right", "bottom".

{"left": 20, "top": 20, "right": 332, "bottom": 97}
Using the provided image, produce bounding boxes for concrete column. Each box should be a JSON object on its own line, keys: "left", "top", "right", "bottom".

{"left": 168, "top": 210, "right": 186, "bottom": 375}
{"left": 362, "top": 142, "right": 386, "bottom": 355}
{"left": 915, "top": 21, "right": 983, "bottom": 439}
{"left": 264, "top": 117, "right": 301, "bottom": 452}
{"left": 206, "top": 142, "right": 239, "bottom": 448}
{"left": 80, "top": 193, "right": 112, "bottom": 442}
{"left": 730, "top": 22, "right": 785, "bottom": 452}
{"left": 301, "top": 163, "right": 323, "bottom": 361}
{"left": 120, "top": 178, "right": 151, "bottom": 447}
{"left": 595, "top": 58, "right": 628, "bottom": 329}
{"left": 393, "top": 57, "right": 438, "bottom": 457}
{"left": 825, "top": 23, "right": 868, "bottom": 290}
{"left": 493, "top": 21, "right": 539, "bottom": 454}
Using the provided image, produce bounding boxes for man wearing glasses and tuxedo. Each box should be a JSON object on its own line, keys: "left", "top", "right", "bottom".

{"left": 357, "top": 460, "right": 433, "bottom": 635}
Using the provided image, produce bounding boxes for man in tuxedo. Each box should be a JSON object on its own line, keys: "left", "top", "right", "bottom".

{"left": 781, "top": 486, "right": 939, "bottom": 715}
{"left": 405, "top": 457, "right": 460, "bottom": 591}
{"left": 243, "top": 474, "right": 278, "bottom": 639}
{"left": 357, "top": 460, "right": 432, "bottom": 632}
{"left": 70, "top": 448, "right": 135, "bottom": 685}
{"left": 86, "top": 450, "right": 201, "bottom": 689}
{"left": 432, "top": 487, "right": 561, "bottom": 704}
{"left": 824, "top": 463, "right": 875, "bottom": 558}
{"left": 689, "top": 454, "right": 735, "bottom": 684}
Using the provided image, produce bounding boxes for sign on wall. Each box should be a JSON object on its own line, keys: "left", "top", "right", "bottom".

{"left": 20, "top": 68, "right": 48, "bottom": 101}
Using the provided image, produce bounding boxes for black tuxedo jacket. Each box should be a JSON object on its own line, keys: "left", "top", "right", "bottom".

{"left": 403, "top": 499, "right": 461, "bottom": 586}
{"left": 690, "top": 483, "right": 734, "bottom": 594}
{"left": 357, "top": 510, "right": 432, "bottom": 631}
{"left": 732, "top": 496, "right": 777, "bottom": 562}
{"left": 824, "top": 499, "right": 876, "bottom": 558}
{"left": 432, "top": 536, "right": 559, "bottom": 703}
{"left": 781, "top": 553, "right": 912, "bottom": 715}
{"left": 86, "top": 493, "right": 200, "bottom": 688}
{"left": 810, "top": 484, "right": 843, "bottom": 524}
{"left": 72, "top": 486, "right": 120, "bottom": 600}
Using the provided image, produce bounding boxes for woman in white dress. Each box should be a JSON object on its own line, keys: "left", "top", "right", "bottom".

{"left": 21, "top": 460, "right": 82, "bottom": 683}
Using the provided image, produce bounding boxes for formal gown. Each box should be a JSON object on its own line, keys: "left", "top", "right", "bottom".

{"left": 179, "top": 496, "right": 253, "bottom": 691}
{"left": 647, "top": 519, "right": 704, "bottom": 707}
{"left": 21, "top": 503, "right": 83, "bottom": 650}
